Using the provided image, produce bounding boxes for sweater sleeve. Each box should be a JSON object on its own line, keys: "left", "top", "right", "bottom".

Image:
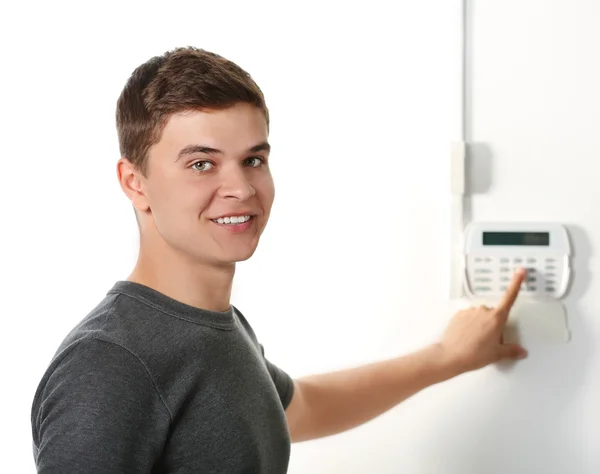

{"left": 31, "top": 337, "right": 171, "bottom": 473}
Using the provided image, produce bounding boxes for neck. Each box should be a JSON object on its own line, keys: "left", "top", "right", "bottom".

{"left": 127, "top": 229, "right": 235, "bottom": 313}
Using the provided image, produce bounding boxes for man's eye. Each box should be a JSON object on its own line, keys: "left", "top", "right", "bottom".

{"left": 245, "top": 157, "right": 264, "bottom": 167}
{"left": 192, "top": 161, "right": 214, "bottom": 172}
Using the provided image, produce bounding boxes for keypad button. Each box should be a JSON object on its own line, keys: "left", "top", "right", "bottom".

{"left": 474, "top": 268, "right": 492, "bottom": 274}
{"left": 474, "top": 277, "right": 492, "bottom": 283}
{"left": 468, "top": 254, "right": 564, "bottom": 298}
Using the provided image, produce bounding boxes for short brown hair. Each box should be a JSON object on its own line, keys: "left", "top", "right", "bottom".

{"left": 116, "top": 46, "right": 270, "bottom": 176}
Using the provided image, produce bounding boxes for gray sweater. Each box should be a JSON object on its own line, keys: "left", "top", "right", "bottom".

{"left": 31, "top": 280, "right": 294, "bottom": 473}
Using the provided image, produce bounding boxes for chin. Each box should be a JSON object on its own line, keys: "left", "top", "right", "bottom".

{"left": 231, "top": 249, "right": 257, "bottom": 263}
{"left": 216, "top": 245, "right": 259, "bottom": 265}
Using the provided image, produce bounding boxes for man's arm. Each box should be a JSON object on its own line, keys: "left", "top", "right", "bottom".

{"left": 285, "top": 268, "right": 528, "bottom": 443}
{"left": 285, "top": 343, "right": 458, "bottom": 442}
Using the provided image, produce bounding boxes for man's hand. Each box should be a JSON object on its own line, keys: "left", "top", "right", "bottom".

{"left": 438, "top": 267, "right": 529, "bottom": 374}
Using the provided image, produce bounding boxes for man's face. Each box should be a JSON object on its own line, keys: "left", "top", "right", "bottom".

{"left": 136, "top": 103, "right": 274, "bottom": 266}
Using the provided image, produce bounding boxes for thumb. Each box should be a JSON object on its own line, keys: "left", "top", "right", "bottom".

{"left": 498, "top": 344, "right": 528, "bottom": 360}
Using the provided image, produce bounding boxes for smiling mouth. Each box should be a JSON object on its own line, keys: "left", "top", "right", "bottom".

{"left": 210, "top": 215, "right": 254, "bottom": 225}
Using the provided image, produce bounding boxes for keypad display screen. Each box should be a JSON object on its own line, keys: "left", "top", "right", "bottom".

{"left": 483, "top": 231, "right": 550, "bottom": 246}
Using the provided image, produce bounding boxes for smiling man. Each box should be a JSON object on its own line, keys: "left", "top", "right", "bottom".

{"left": 30, "top": 47, "right": 528, "bottom": 473}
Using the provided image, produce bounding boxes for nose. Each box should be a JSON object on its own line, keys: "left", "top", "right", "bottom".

{"left": 218, "top": 166, "right": 256, "bottom": 201}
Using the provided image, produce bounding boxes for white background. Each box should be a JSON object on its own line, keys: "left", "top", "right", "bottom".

{"left": 1, "top": 1, "right": 598, "bottom": 473}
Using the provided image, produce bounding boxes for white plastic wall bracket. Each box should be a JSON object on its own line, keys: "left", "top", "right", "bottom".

{"left": 473, "top": 296, "right": 571, "bottom": 344}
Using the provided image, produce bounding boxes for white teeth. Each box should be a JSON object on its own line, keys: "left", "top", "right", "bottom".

{"left": 214, "top": 215, "right": 252, "bottom": 225}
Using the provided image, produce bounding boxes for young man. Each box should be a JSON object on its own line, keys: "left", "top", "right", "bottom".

{"left": 30, "top": 47, "right": 528, "bottom": 473}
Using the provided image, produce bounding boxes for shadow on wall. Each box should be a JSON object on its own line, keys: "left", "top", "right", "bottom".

{"left": 426, "top": 224, "right": 595, "bottom": 474}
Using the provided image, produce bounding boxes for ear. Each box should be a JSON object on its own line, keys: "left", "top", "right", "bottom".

{"left": 117, "top": 158, "right": 150, "bottom": 213}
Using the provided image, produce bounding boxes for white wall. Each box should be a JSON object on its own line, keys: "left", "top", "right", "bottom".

{"left": 1, "top": 1, "right": 597, "bottom": 473}
{"left": 453, "top": 2, "right": 600, "bottom": 473}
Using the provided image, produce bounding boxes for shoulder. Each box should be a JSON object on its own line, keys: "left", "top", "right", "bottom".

{"left": 32, "top": 335, "right": 158, "bottom": 412}
{"left": 31, "top": 290, "right": 169, "bottom": 427}
{"left": 232, "top": 305, "right": 258, "bottom": 341}
{"left": 31, "top": 335, "right": 172, "bottom": 434}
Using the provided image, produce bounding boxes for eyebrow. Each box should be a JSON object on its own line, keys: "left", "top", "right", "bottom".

{"left": 175, "top": 141, "right": 271, "bottom": 161}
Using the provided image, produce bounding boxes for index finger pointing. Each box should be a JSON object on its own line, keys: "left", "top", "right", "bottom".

{"left": 497, "top": 267, "right": 527, "bottom": 314}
